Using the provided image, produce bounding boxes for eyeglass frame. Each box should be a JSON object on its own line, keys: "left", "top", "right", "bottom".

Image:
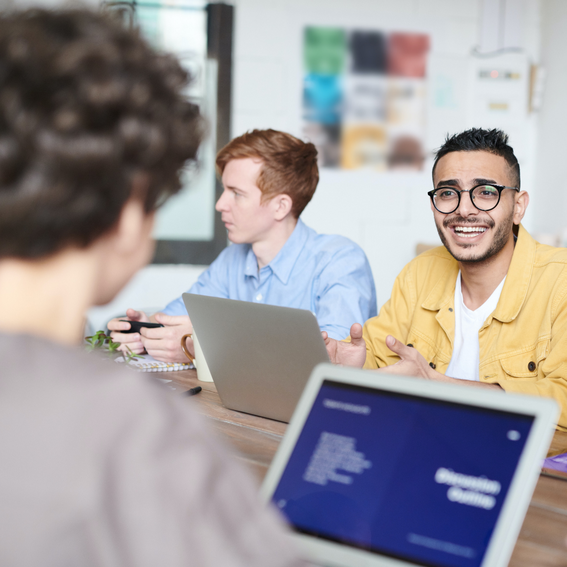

{"left": 427, "top": 184, "right": 520, "bottom": 214}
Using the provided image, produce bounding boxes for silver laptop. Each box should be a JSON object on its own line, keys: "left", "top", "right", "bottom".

{"left": 261, "top": 363, "right": 558, "bottom": 567}
{"left": 182, "top": 293, "right": 330, "bottom": 422}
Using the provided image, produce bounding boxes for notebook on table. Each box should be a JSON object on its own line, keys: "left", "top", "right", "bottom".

{"left": 182, "top": 293, "right": 330, "bottom": 423}
{"left": 116, "top": 353, "right": 193, "bottom": 372}
{"left": 261, "top": 363, "right": 558, "bottom": 567}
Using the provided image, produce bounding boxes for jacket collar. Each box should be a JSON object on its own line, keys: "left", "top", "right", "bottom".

{"left": 491, "top": 224, "right": 535, "bottom": 323}
{"left": 421, "top": 224, "right": 535, "bottom": 322}
{"left": 421, "top": 248, "right": 459, "bottom": 312}
{"left": 244, "top": 218, "right": 308, "bottom": 284}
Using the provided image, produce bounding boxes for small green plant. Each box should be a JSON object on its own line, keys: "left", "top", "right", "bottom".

{"left": 85, "top": 330, "right": 143, "bottom": 363}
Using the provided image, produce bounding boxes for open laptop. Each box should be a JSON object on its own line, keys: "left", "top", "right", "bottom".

{"left": 261, "top": 363, "right": 558, "bottom": 567}
{"left": 182, "top": 293, "right": 330, "bottom": 422}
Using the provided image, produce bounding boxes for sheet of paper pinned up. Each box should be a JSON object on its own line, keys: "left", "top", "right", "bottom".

{"left": 115, "top": 353, "right": 194, "bottom": 373}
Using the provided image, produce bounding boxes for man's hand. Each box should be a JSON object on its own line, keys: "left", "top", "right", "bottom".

{"left": 139, "top": 313, "right": 193, "bottom": 363}
{"left": 322, "top": 323, "right": 366, "bottom": 368}
{"left": 108, "top": 308, "right": 150, "bottom": 355}
{"left": 378, "top": 335, "right": 503, "bottom": 389}
{"left": 375, "top": 335, "right": 439, "bottom": 379}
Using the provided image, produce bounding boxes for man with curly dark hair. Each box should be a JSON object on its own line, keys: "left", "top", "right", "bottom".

{"left": 0, "top": 8, "right": 303, "bottom": 566}
{"left": 324, "top": 128, "right": 567, "bottom": 429}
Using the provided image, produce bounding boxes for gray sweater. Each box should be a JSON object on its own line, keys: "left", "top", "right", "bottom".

{"left": 0, "top": 333, "right": 303, "bottom": 567}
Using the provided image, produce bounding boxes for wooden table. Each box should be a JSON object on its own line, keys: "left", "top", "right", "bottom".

{"left": 168, "top": 369, "right": 567, "bottom": 566}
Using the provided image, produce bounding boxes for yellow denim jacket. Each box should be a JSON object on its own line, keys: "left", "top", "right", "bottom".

{"left": 362, "top": 225, "right": 567, "bottom": 429}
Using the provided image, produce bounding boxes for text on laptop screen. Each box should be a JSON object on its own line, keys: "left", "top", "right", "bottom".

{"left": 272, "top": 379, "right": 534, "bottom": 567}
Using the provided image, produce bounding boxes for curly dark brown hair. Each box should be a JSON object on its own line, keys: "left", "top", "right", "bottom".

{"left": 0, "top": 8, "right": 204, "bottom": 259}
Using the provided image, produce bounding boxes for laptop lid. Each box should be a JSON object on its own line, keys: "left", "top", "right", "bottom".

{"left": 182, "top": 293, "right": 330, "bottom": 422}
{"left": 262, "top": 363, "right": 558, "bottom": 567}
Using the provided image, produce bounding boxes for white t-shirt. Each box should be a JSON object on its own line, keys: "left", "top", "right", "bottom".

{"left": 446, "top": 272, "right": 506, "bottom": 382}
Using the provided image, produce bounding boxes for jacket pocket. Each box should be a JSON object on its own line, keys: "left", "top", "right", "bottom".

{"left": 499, "top": 340, "right": 549, "bottom": 378}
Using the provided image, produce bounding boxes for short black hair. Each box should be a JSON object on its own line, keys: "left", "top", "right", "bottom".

{"left": 432, "top": 128, "right": 520, "bottom": 188}
{"left": 0, "top": 9, "right": 204, "bottom": 259}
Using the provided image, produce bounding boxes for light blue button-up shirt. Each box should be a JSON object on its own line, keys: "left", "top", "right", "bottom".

{"left": 162, "top": 219, "right": 377, "bottom": 339}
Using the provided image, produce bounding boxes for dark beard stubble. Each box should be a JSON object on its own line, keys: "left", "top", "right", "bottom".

{"left": 435, "top": 212, "right": 514, "bottom": 265}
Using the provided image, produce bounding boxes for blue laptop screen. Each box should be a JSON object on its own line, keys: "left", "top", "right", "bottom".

{"left": 272, "top": 379, "right": 534, "bottom": 567}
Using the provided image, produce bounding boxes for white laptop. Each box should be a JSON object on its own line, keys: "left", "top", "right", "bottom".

{"left": 182, "top": 293, "right": 330, "bottom": 422}
{"left": 261, "top": 363, "right": 558, "bottom": 567}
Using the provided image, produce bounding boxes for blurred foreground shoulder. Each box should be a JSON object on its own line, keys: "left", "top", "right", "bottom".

{"left": 0, "top": 333, "right": 304, "bottom": 567}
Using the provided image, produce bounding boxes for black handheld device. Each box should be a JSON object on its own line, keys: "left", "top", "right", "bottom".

{"left": 118, "top": 320, "right": 165, "bottom": 334}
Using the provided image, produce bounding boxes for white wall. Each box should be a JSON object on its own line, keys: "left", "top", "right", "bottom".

{"left": 12, "top": 0, "right": 552, "bottom": 323}
{"left": 231, "top": 0, "right": 543, "bottom": 308}
{"left": 87, "top": 265, "right": 207, "bottom": 333}
{"left": 532, "top": 0, "right": 567, "bottom": 240}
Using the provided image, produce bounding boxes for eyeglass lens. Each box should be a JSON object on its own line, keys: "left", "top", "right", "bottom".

{"left": 433, "top": 185, "right": 499, "bottom": 213}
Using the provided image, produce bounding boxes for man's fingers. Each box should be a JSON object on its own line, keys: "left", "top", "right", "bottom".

{"left": 324, "top": 337, "right": 338, "bottom": 363}
{"left": 110, "top": 331, "right": 141, "bottom": 344}
{"left": 135, "top": 314, "right": 191, "bottom": 362}
{"left": 385, "top": 335, "right": 410, "bottom": 357}
{"left": 153, "top": 312, "right": 191, "bottom": 327}
{"left": 108, "top": 319, "right": 133, "bottom": 332}
{"left": 349, "top": 323, "right": 365, "bottom": 345}
{"left": 125, "top": 308, "right": 148, "bottom": 322}
{"left": 140, "top": 336, "right": 174, "bottom": 353}
{"left": 139, "top": 326, "right": 168, "bottom": 340}
{"left": 142, "top": 337, "right": 184, "bottom": 362}
{"left": 107, "top": 309, "right": 149, "bottom": 333}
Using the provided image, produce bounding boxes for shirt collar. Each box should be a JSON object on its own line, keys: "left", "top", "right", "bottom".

{"left": 422, "top": 224, "right": 535, "bottom": 322}
{"left": 269, "top": 218, "right": 309, "bottom": 284}
{"left": 243, "top": 219, "right": 308, "bottom": 283}
{"left": 244, "top": 246, "right": 259, "bottom": 279}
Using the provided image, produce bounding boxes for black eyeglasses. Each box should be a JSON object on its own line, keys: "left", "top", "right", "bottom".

{"left": 428, "top": 184, "right": 520, "bottom": 214}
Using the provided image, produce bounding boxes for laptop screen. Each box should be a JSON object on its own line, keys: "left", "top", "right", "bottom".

{"left": 271, "top": 379, "right": 535, "bottom": 567}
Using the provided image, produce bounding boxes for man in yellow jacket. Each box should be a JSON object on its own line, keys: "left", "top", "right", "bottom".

{"left": 324, "top": 128, "right": 567, "bottom": 429}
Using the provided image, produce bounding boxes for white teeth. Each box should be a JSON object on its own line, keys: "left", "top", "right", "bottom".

{"left": 454, "top": 226, "right": 487, "bottom": 234}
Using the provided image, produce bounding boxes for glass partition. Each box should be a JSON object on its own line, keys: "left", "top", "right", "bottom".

{"left": 102, "top": 1, "right": 233, "bottom": 264}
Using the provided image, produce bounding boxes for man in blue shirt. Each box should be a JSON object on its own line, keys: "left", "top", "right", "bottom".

{"left": 109, "top": 129, "right": 376, "bottom": 362}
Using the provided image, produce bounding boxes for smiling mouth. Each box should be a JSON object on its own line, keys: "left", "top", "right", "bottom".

{"left": 452, "top": 225, "right": 488, "bottom": 238}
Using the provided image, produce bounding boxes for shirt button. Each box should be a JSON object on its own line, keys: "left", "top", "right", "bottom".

{"left": 256, "top": 293, "right": 263, "bottom": 301}
{"left": 429, "top": 362, "right": 436, "bottom": 369}
{"left": 528, "top": 361, "right": 536, "bottom": 372}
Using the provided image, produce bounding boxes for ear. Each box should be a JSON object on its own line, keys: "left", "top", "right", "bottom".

{"left": 513, "top": 190, "right": 529, "bottom": 225}
{"left": 430, "top": 198, "right": 437, "bottom": 215}
{"left": 272, "top": 193, "right": 294, "bottom": 221}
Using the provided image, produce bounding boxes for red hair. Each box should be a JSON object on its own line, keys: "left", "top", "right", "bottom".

{"left": 216, "top": 129, "right": 319, "bottom": 218}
